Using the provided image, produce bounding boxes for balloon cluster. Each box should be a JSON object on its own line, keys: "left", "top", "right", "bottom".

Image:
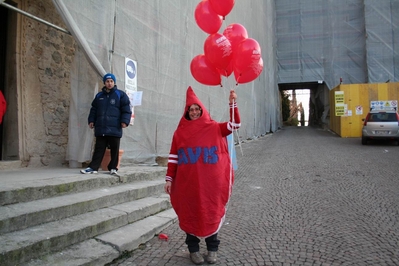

{"left": 190, "top": 0, "right": 263, "bottom": 86}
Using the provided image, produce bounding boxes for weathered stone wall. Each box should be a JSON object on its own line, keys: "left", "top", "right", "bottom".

{"left": 21, "top": 0, "right": 74, "bottom": 166}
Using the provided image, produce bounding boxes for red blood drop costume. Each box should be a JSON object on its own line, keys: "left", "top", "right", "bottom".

{"left": 0, "top": 91, "right": 6, "bottom": 124}
{"left": 166, "top": 87, "right": 241, "bottom": 238}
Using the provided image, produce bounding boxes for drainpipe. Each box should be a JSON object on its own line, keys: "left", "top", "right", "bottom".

{"left": 0, "top": 1, "right": 70, "bottom": 35}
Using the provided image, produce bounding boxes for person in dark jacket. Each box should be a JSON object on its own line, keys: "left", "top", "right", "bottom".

{"left": 80, "top": 73, "right": 132, "bottom": 175}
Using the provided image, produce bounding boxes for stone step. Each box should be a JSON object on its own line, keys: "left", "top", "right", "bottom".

{"left": 0, "top": 167, "right": 166, "bottom": 206}
{"left": 0, "top": 166, "right": 175, "bottom": 266}
{"left": 0, "top": 160, "right": 22, "bottom": 171}
{"left": 0, "top": 196, "right": 176, "bottom": 266}
{"left": 22, "top": 209, "right": 177, "bottom": 266}
{"left": 0, "top": 179, "right": 165, "bottom": 234}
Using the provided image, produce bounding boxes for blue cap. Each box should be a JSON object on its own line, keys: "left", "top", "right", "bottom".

{"left": 103, "top": 73, "right": 116, "bottom": 84}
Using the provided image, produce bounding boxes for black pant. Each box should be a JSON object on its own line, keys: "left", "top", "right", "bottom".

{"left": 88, "top": 136, "right": 120, "bottom": 171}
{"left": 185, "top": 233, "right": 220, "bottom": 253}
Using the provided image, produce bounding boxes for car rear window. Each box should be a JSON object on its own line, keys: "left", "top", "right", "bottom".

{"left": 368, "top": 113, "right": 397, "bottom": 122}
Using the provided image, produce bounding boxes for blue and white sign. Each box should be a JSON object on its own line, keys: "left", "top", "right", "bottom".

{"left": 125, "top": 58, "right": 137, "bottom": 91}
{"left": 125, "top": 58, "right": 139, "bottom": 125}
{"left": 370, "top": 100, "right": 397, "bottom": 111}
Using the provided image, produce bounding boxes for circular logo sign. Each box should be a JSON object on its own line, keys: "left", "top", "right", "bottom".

{"left": 126, "top": 60, "right": 136, "bottom": 79}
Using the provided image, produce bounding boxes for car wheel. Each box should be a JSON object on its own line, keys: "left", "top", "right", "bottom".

{"left": 361, "top": 137, "right": 367, "bottom": 145}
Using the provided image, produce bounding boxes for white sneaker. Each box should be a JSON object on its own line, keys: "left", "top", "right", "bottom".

{"left": 80, "top": 167, "right": 97, "bottom": 174}
{"left": 110, "top": 169, "right": 119, "bottom": 176}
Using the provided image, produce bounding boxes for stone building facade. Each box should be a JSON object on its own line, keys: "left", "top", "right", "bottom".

{"left": 1, "top": 0, "right": 75, "bottom": 168}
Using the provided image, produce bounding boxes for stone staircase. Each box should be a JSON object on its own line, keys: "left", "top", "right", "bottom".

{"left": 0, "top": 166, "right": 177, "bottom": 266}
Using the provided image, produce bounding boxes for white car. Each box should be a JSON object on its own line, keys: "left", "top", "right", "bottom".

{"left": 361, "top": 110, "right": 399, "bottom": 145}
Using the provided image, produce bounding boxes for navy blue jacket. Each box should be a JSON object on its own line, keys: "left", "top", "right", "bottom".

{"left": 88, "top": 85, "right": 132, "bottom": 138}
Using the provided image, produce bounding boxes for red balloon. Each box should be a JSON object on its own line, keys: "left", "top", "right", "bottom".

{"left": 158, "top": 233, "right": 169, "bottom": 241}
{"left": 234, "top": 57, "right": 263, "bottom": 84}
{"left": 194, "top": 0, "right": 223, "bottom": 34}
{"left": 223, "top": 23, "right": 248, "bottom": 52}
{"left": 233, "top": 38, "right": 261, "bottom": 74}
{"left": 190, "top": 54, "right": 222, "bottom": 86}
{"left": 204, "top": 33, "right": 233, "bottom": 70}
{"left": 217, "top": 62, "right": 233, "bottom": 77}
{"left": 209, "top": 0, "right": 235, "bottom": 18}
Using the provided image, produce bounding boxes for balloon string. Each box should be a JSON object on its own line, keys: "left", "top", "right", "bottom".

{"left": 228, "top": 97, "right": 234, "bottom": 201}
{"left": 233, "top": 84, "right": 244, "bottom": 157}
{"left": 227, "top": 85, "right": 244, "bottom": 201}
{"left": 235, "top": 74, "right": 241, "bottom": 86}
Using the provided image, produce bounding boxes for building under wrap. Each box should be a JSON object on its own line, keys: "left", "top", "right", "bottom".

{"left": 0, "top": 0, "right": 397, "bottom": 168}
{"left": 276, "top": 0, "right": 398, "bottom": 88}
{"left": 54, "top": 0, "right": 280, "bottom": 166}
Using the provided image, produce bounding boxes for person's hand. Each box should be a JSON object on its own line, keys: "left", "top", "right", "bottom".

{"left": 89, "top": 122, "right": 94, "bottom": 129}
{"left": 229, "top": 90, "right": 237, "bottom": 104}
{"left": 121, "top": 123, "right": 127, "bottom": 128}
{"left": 164, "top": 181, "right": 172, "bottom": 194}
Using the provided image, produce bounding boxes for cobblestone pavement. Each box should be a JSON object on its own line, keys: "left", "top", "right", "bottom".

{"left": 108, "top": 126, "right": 399, "bottom": 266}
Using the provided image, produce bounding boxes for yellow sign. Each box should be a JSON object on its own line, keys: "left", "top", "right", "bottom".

{"left": 335, "top": 105, "right": 345, "bottom": 116}
{"left": 335, "top": 91, "right": 345, "bottom": 116}
{"left": 335, "top": 91, "right": 344, "bottom": 104}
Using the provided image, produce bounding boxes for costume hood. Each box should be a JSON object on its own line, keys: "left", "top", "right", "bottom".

{"left": 177, "top": 86, "right": 213, "bottom": 129}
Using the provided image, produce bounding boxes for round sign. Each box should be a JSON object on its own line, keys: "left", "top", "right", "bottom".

{"left": 126, "top": 60, "right": 136, "bottom": 79}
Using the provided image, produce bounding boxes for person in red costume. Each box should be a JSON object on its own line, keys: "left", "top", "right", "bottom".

{"left": 0, "top": 91, "right": 6, "bottom": 124}
{"left": 164, "top": 86, "right": 241, "bottom": 265}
